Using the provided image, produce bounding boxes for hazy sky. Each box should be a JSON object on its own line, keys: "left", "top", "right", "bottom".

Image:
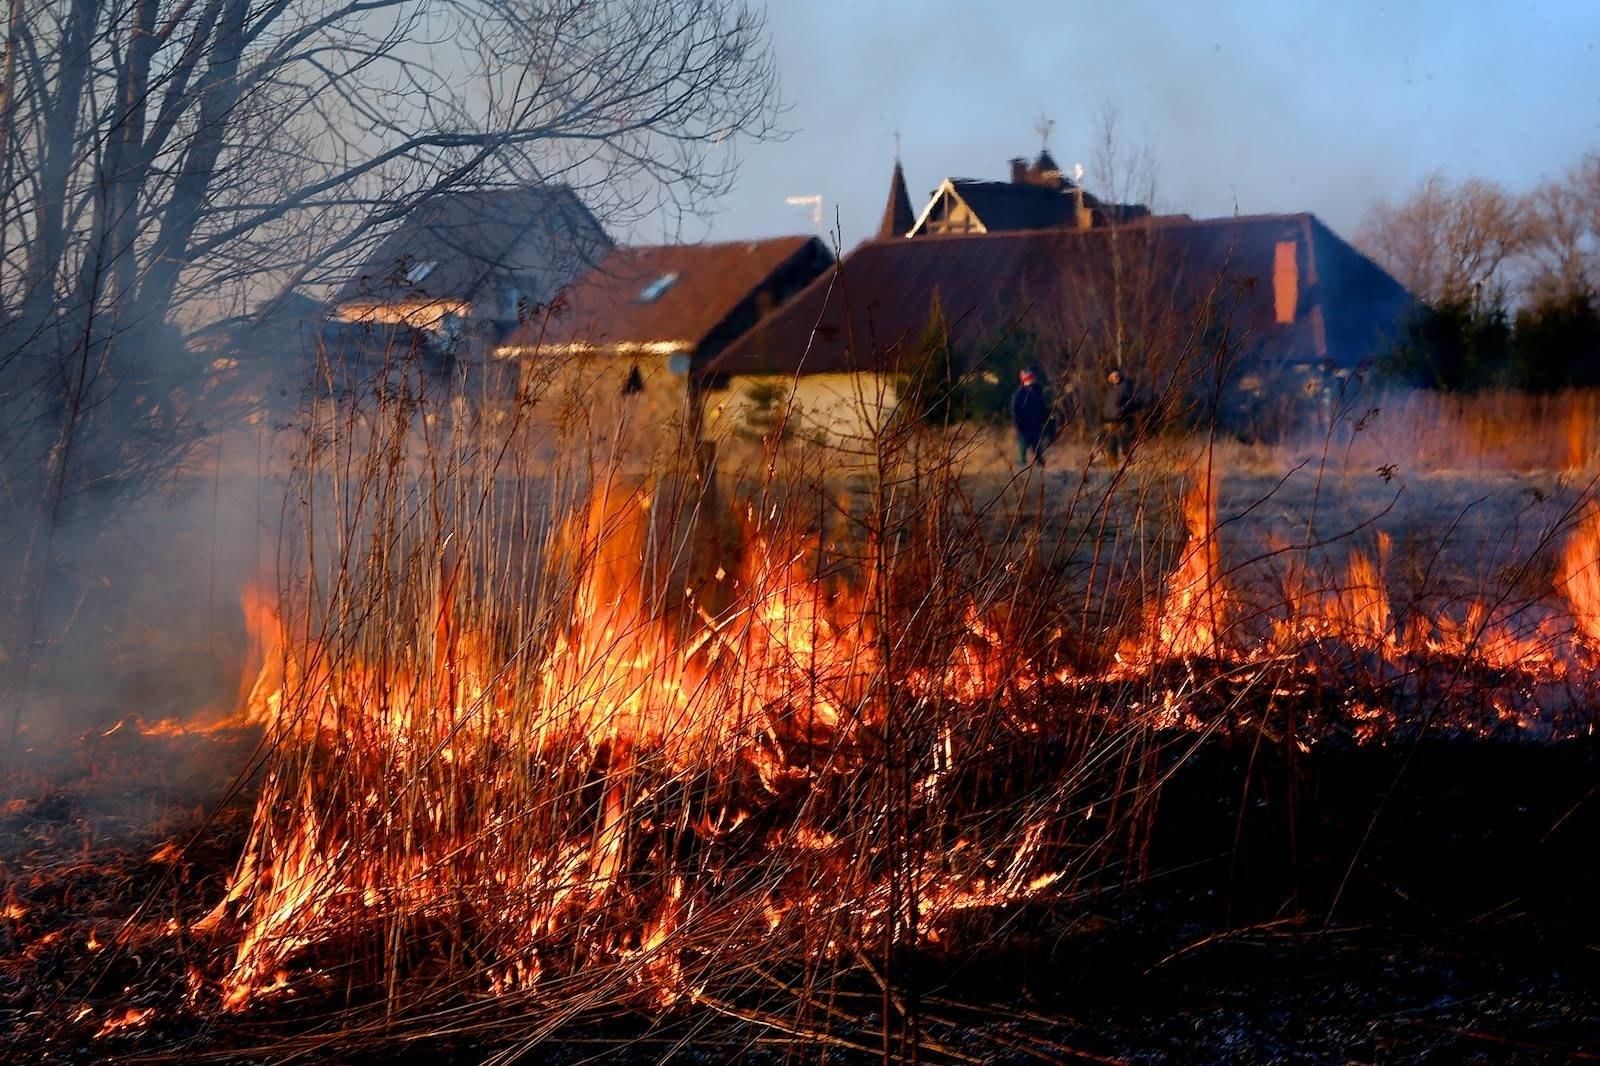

{"left": 676, "top": 0, "right": 1600, "bottom": 250}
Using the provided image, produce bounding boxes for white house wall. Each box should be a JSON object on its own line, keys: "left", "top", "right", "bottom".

{"left": 703, "top": 373, "right": 899, "bottom": 449}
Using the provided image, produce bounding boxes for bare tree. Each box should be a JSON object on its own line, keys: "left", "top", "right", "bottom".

{"left": 0, "top": 0, "right": 778, "bottom": 484}
{"left": 1087, "top": 103, "right": 1160, "bottom": 378}
{"left": 1040, "top": 105, "right": 1223, "bottom": 432}
{"left": 1523, "top": 152, "right": 1600, "bottom": 302}
{"left": 0, "top": 0, "right": 778, "bottom": 743}
{"left": 1357, "top": 171, "right": 1526, "bottom": 308}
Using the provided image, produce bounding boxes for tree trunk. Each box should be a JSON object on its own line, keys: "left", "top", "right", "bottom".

{"left": 18, "top": 0, "right": 97, "bottom": 327}
{"left": 137, "top": 0, "right": 248, "bottom": 319}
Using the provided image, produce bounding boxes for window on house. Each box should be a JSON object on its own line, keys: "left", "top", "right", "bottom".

{"left": 405, "top": 259, "right": 438, "bottom": 285}
{"left": 638, "top": 272, "right": 679, "bottom": 302}
{"left": 1272, "top": 241, "right": 1298, "bottom": 324}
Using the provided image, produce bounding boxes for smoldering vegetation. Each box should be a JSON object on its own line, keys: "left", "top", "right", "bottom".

{"left": 1, "top": 339, "right": 1599, "bottom": 1061}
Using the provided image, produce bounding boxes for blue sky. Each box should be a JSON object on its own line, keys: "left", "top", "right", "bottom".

{"left": 677, "top": 0, "right": 1600, "bottom": 250}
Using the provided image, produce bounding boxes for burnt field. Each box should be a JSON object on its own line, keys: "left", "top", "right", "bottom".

{"left": 3, "top": 707, "right": 1596, "bottom": 1061}
{"left": 4, "top": 439, "right": 1600, "bottom": 1063}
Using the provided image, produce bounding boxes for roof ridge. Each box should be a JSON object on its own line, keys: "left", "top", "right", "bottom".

{"left": 870, "top": 211, "right": 1318, "bottom": 247}
{"left": 618, "top": 235, "right": 817, "bottom": 253}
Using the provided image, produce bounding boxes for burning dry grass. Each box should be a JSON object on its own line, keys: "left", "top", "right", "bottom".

{"left": 187, "top": 379, "right": 1600, "bottom": 1048}
{"left": 10, "top": 359, "right": 1600, "bottom": 1059}
{"left": 201, "top": 454, "right": 1149, "bottom": 1038}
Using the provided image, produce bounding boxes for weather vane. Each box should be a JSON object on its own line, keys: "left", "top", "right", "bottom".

{"left": 1035, "top": 112, "right": 1055, "bottom": 151}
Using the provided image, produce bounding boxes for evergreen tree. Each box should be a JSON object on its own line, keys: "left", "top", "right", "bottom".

{"left": 1384, "top": 299, "right": 1512, "bottom": 391}
{"left": 1511, "top": 289, "right": 1600, "bottom": 391}
{"left": 904, "top": 290, "right": 968, "bottom": 426}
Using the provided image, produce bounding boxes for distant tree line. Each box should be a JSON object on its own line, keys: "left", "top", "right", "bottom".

{"left": 1359, "top": 154, "right": 1600, "bottom": 391}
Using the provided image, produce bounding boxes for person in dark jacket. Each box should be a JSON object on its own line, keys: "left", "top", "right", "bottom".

{"left": 1011, "top": 368, "right": 1049, "bottom": 467}
{"left": 1099, "top": 367, "right": 1137, "bottom": 462}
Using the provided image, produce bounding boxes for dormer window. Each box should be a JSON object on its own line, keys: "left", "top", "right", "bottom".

{"left": 638, "top": 272, "right": 679, "bottom": 303}
{"left": 405, "top": 260, "right": 438, "bottom": 285}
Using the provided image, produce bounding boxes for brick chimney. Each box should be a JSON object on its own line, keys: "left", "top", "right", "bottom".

{"left": 1009, "top": 157, "right": 1029, "bottom": 184}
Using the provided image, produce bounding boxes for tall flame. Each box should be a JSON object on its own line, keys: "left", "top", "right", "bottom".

{"left": 205, "top": 481, "right": 1062, "bottom": 1010}
{"left": 1123, "top": 472, "right": 1231, "bottom": 665}
{"left": 1560, "top": 505, "right": 1600, "bottom": 646}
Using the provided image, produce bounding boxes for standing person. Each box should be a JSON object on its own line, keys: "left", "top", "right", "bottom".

{"left": 1100, "top": 367, "right": 1137, "bottom": 462}
{"left": 1011, "top": 367, "right": 1049, "bottom": 467}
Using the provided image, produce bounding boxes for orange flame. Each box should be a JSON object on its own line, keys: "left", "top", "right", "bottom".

{"left": 205, "top": 481, "right": 1062, "bottom": 1010}
{"left": 194, "top": 475, "right": 1600, "bottom": 1012}
{"left": 1560, "top": 505, "right": 1600, "bottom": 647}
{"left": 1122, "top": 472, "right": 1231, "bottom": 666}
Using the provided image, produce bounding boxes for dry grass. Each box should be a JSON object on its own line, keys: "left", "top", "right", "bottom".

{"left": 189, "top": 346, "right": 1192, "bottom": 1061}
{"left": 1286, "top": 387, "right": 1600, "bottom": 476}
{"left": 13, "top": 339, "right": 1600, "bottom": 1059}
{"left": 189, "top": 337, "right": 1600, "bottom": 1052}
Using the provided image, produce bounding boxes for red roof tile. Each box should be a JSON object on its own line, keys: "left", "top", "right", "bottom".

{"left": 505, "top": 236, "right": 832, "bottom": 357}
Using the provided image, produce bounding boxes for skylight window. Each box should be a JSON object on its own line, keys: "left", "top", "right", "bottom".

{"left": 638, "top": 272, "right": 679, "bottom": 303}
{"left": 405, "top": 259, "right": 438, "bottom": 285}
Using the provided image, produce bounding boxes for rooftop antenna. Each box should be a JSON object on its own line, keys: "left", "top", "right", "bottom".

{"left": 786, "top": 194, "right": 824, "bottom": 225}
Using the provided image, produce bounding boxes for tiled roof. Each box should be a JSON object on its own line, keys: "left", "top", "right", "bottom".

{"left": 502, "top": 236, "right": 833, "bottom": 359}
{"left": 706, "top": 214, "right": 1413, "bottom": 377}
{"left": 333, "top": 186, "right": 609, "bottom": 307}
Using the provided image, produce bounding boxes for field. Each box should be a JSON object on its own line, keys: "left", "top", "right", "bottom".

{"left": 3, "top": 390, "right": 1600, "bottom": 1061}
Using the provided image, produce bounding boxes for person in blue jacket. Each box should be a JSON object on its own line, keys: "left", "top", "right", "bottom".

{"left": 1011, "top": 367, "right": 1049, "bottom": 467}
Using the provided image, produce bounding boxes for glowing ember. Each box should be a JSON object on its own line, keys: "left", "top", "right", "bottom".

{"left": 93, "top": 1007, "right": 155, "bottom": 1038}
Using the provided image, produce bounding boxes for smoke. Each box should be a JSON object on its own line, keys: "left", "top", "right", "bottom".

{"left": 6, "top": 432, "right": 278, "bottom": 739}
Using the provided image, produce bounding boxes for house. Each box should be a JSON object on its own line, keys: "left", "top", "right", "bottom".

{"left": 701, "top": 213, "right": 1414, "bottom": 442}
{"left": 494, "top": 236, "right": 834, "bottom": 450}
{"left": 902, "top": 150, "right": 1151, "bottom": 238}
{"left": 194, "top": 290, "right": 443, "bottom": 422}
{"left": 190, "top": 186, "right": 608, "bottom": 417}
{"left": 330, "top": 186, "right": 610, "bottom": 333}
